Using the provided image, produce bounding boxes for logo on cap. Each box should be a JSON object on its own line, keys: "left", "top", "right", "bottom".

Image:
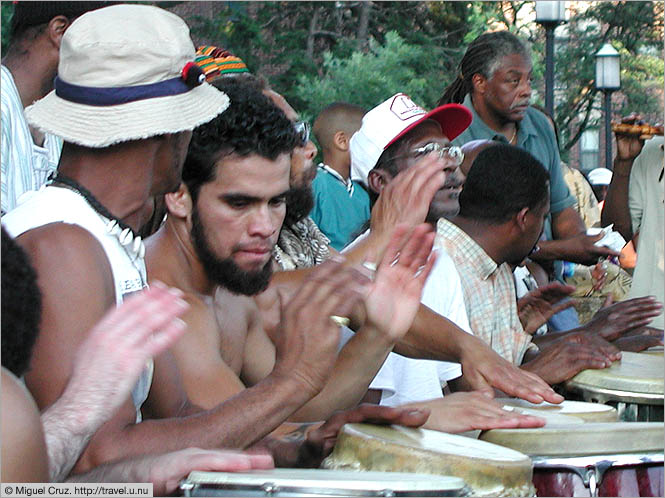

{"left": 390, "top": 94, "right": 426, "bottom": 121}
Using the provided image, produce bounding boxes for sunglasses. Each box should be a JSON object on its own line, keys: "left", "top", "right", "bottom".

{"left": 294, "top": 120, "right": 311, "bottom": 147}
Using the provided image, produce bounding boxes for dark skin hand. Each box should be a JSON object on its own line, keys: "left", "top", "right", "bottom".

{"left": 601, "top": 113, "right": 646, "bottom": 240}
{"left": 583, "top": 296, "right": 663, "bottom": 342}
{"left": 297, "top": 404, "right": 430, "bottom": 468}
{"left": 517, "top": 282, "right": 576, "bottom": 335}
{"left": 522, "top": 338, "right": 614, "bottom": 385}
{"left": 611, "top": 326, "right": 664, "bottom": 352}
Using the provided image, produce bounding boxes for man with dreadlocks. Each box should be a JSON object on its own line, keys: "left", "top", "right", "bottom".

{"left": 439, "top": 31, "right": 620, "bottom": 283}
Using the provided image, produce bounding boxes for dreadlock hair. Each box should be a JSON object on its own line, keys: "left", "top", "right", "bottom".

{"left": 438, "top": 31, "right": 531, "bottom": 106}
{"left": 183, "top": 76, "right": 298, "bottom": 203}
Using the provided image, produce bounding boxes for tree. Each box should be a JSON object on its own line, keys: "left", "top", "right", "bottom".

{"left": 293, "top": 31, "right": 449, "bottom": 121}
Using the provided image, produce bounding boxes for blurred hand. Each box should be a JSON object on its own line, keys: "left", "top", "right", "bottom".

{"left": 364, "top": 224, "right": 436, "bottom": 341}
{"left": 584, "top": 296, "right": 664, "bottom": 341}
{"left": 61, "top": 282, "right": 190, "bottom": 433}
{"left": 272, "top": 259, "right": 371, "bottom": 397}
{"left": 297, "top": 404, "right": 430, "bottom": 467}
{"left": 517, "top": 282, "right": 575, "bottom": 335}
{"left": 134, "top": 447, "right": 274, "bottom": 496}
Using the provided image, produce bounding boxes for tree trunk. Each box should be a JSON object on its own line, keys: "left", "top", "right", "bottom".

{"left": 307, "top": 6, "right": 322, "bottom": 60}
{"left": 356, "top": 1, "right": 371, "bottom": 52}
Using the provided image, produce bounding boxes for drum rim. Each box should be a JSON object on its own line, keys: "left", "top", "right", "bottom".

{"left": 180, "top": 469, "right": 467, "bottom": 493}
{"left": 564, "top": 382, "right": 665, "bottom": 403}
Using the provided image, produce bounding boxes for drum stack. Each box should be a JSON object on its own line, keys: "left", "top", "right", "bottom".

{"left": 179, "top": 351, "right": 663, "bottom": 497}
{"left": 321, "top": 351, "right": 664, "bottom": 497}
{"left": 480, "top": 350, "right": 665, "bottom": 497}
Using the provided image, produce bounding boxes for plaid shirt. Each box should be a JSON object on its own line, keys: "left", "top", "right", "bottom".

{"left": 435, "top": 218, "right": 537, "bottom": 365}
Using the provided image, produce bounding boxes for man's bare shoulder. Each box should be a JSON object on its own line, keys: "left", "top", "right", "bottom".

{"left": 17, "top": 222, "right": 111, "bottom": 278}
{"left": 19, "top": 222, "right": 116, "bottom": 408}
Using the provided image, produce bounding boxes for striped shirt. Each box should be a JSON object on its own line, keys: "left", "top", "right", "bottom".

{"left": 436, "top": 218, "right": 537, "bottom": 365}
{"left": 1, "top": 65, "right": 62, "bottom": 214}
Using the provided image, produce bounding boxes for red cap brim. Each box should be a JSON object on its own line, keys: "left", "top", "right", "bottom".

{"left": 385, "top": 103, "right": 472, "bottom": 149}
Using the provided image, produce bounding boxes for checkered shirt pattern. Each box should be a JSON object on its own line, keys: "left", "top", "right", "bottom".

{"left": 435, "top": 218, "right": 537, "bottom": 365}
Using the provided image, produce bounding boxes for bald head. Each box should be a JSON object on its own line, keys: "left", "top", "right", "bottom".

{"left": 313, "top": 102, "right": 366, "bottom": 153}
{"left": 460, "top": 139, "right": 498, "bottom": 176}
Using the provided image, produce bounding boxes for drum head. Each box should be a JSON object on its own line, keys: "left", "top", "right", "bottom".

{"left": 323, "top": 423, "right": 534, "bottom": 497}
{"left": 566, "top": 351, "right": 664, "bottom": 397}
{"left": 181, "top": 469, "right": 466, "bottom": 497}
{"left": 496, "top": 398, "right": 619, "bottom": 422}
{"left": 480, "top": 422, "right": 664, "bottom": 456}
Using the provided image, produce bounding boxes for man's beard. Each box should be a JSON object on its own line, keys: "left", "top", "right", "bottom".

{"left": 283, "top": 185, "right": 314, "bottom": 228}
{"left": 191, "top": 207, "right": 273, "bottom": 296}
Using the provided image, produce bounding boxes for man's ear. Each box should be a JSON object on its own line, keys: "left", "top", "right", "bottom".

{"left": 47, "top": 16, "right": 70, "bottom": 49}
{"left": 515, "top": 207, "right": 530, "bottom": 232}
{"left": 333, "top": 131, "right": 349, "bottom": 152}
{"left": 367, "top": 169, "right": 392, "bottom": 195}
{"left": 164, "top": 183, "right": 193, "bottom": 219}
{"left": 471, "top": 73, "right": 487, "bottom": 95}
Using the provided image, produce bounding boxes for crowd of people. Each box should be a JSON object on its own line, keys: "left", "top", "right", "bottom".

{"left": 1, "top": 2, "right": 663, "bottom": 491}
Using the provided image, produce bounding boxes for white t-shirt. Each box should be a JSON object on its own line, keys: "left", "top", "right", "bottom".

{"left": 342, "top": 230, "right": 470, "bottom": 406}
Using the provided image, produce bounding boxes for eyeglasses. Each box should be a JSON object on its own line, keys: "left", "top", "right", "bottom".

{"left": 394, "top": 142, "right": 464, "bottom": 166}
{"left": 294, "top": 121, "right": 311, "bottom": 147}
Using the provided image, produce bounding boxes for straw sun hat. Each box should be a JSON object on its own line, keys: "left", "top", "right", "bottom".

{"left": 25, "top": 4, "right": 230, "bottom": 148}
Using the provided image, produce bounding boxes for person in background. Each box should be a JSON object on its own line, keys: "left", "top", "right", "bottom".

{"left": 588, "top": 167, "right": 613, "bottom": 209}
{"left": 438, "top": 30, "right": 619, "bottom": 273}
{"left": 602, "top": 124, "right": 664, "bottom": 330}
{"left": 1, "top": 1, "right": 111, "bottom": 214}
{"left": 310, "top": 102, "right": 370, "bottom": 250}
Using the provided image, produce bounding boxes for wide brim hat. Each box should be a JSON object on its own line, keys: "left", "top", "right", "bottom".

{"left": 25, "top": 4, "right": 229, "bottom": 148}
{"left": 350, "top": 93, "right": 472, "bottom": 184}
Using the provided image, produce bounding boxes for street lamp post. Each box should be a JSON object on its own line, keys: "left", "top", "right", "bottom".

{"left": 595, "top": 43, "right": 621, "bottom": 170}
{"left": 535, "top": 1, "right": 567, "bottom": 117}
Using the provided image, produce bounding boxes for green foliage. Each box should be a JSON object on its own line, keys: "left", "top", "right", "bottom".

{"left": 1, "top": 1, "right": 14, "bottom": 58}
{"left": 554, "top": 1, "right": 664, "bottom": 152}
{"left": 293, "top": 31, "right": 449, "bottom": 122}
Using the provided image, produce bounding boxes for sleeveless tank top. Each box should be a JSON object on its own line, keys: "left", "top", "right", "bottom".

{"left": 3, "top": 185, "right": 153, "bottom": 421}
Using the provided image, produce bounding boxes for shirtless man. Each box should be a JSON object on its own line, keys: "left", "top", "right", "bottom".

{"left": 146, "top": 76, "right": 438, "bottom": 421}
{"left": 3, "top": 4, "right": 427, "bottom": 474}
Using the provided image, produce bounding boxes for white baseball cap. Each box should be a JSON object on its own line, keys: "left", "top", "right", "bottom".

{"left": 587, "top": 167, "right": 613, "bottom": 186}
{"left": 26, "top": 4, "right": 229, "bottom": 148}
{"left": 350, "top": 93, "right": 472, "bottom": 184}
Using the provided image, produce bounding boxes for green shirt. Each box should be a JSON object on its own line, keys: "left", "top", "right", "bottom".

{"left": 310, "top": 164, "right": 370, "bottom": 251}
{"left": 454, "top": 94, "right": 576, "bottom": 243}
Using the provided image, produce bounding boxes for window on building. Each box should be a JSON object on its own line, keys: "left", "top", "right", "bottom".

{"left": 580, "top": 129, "right": 599, "bottom": 173}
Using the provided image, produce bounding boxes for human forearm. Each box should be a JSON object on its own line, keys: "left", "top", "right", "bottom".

{"left": 41, "top": 390, "right": 99, "bottom": 482}
{"left": 74, "top": 374, "right": 315, "bottom": 473}
{"left": 393, "top": 305, "right": 462, "bottom": 361}
{"left": 601, "top": 158, "right": 634, "bottom": 240}
{"left": 289, "top": 325, "right": 394, "bottom": 422}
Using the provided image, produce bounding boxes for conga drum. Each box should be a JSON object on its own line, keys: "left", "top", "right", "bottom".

{"left": 495, "top": 398, "right": 619, "bottom": 422}
{"left": 322, "top": 423, "right": 535, "bottom": 497}
{"left": 179, "top": 469, "right": 466, "bottom": 497}
{"left": 564, "top": 352, "right": 664, "bottom": 421}
{"left": 481, "top": 422, "right": 664, "bottom": 497}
